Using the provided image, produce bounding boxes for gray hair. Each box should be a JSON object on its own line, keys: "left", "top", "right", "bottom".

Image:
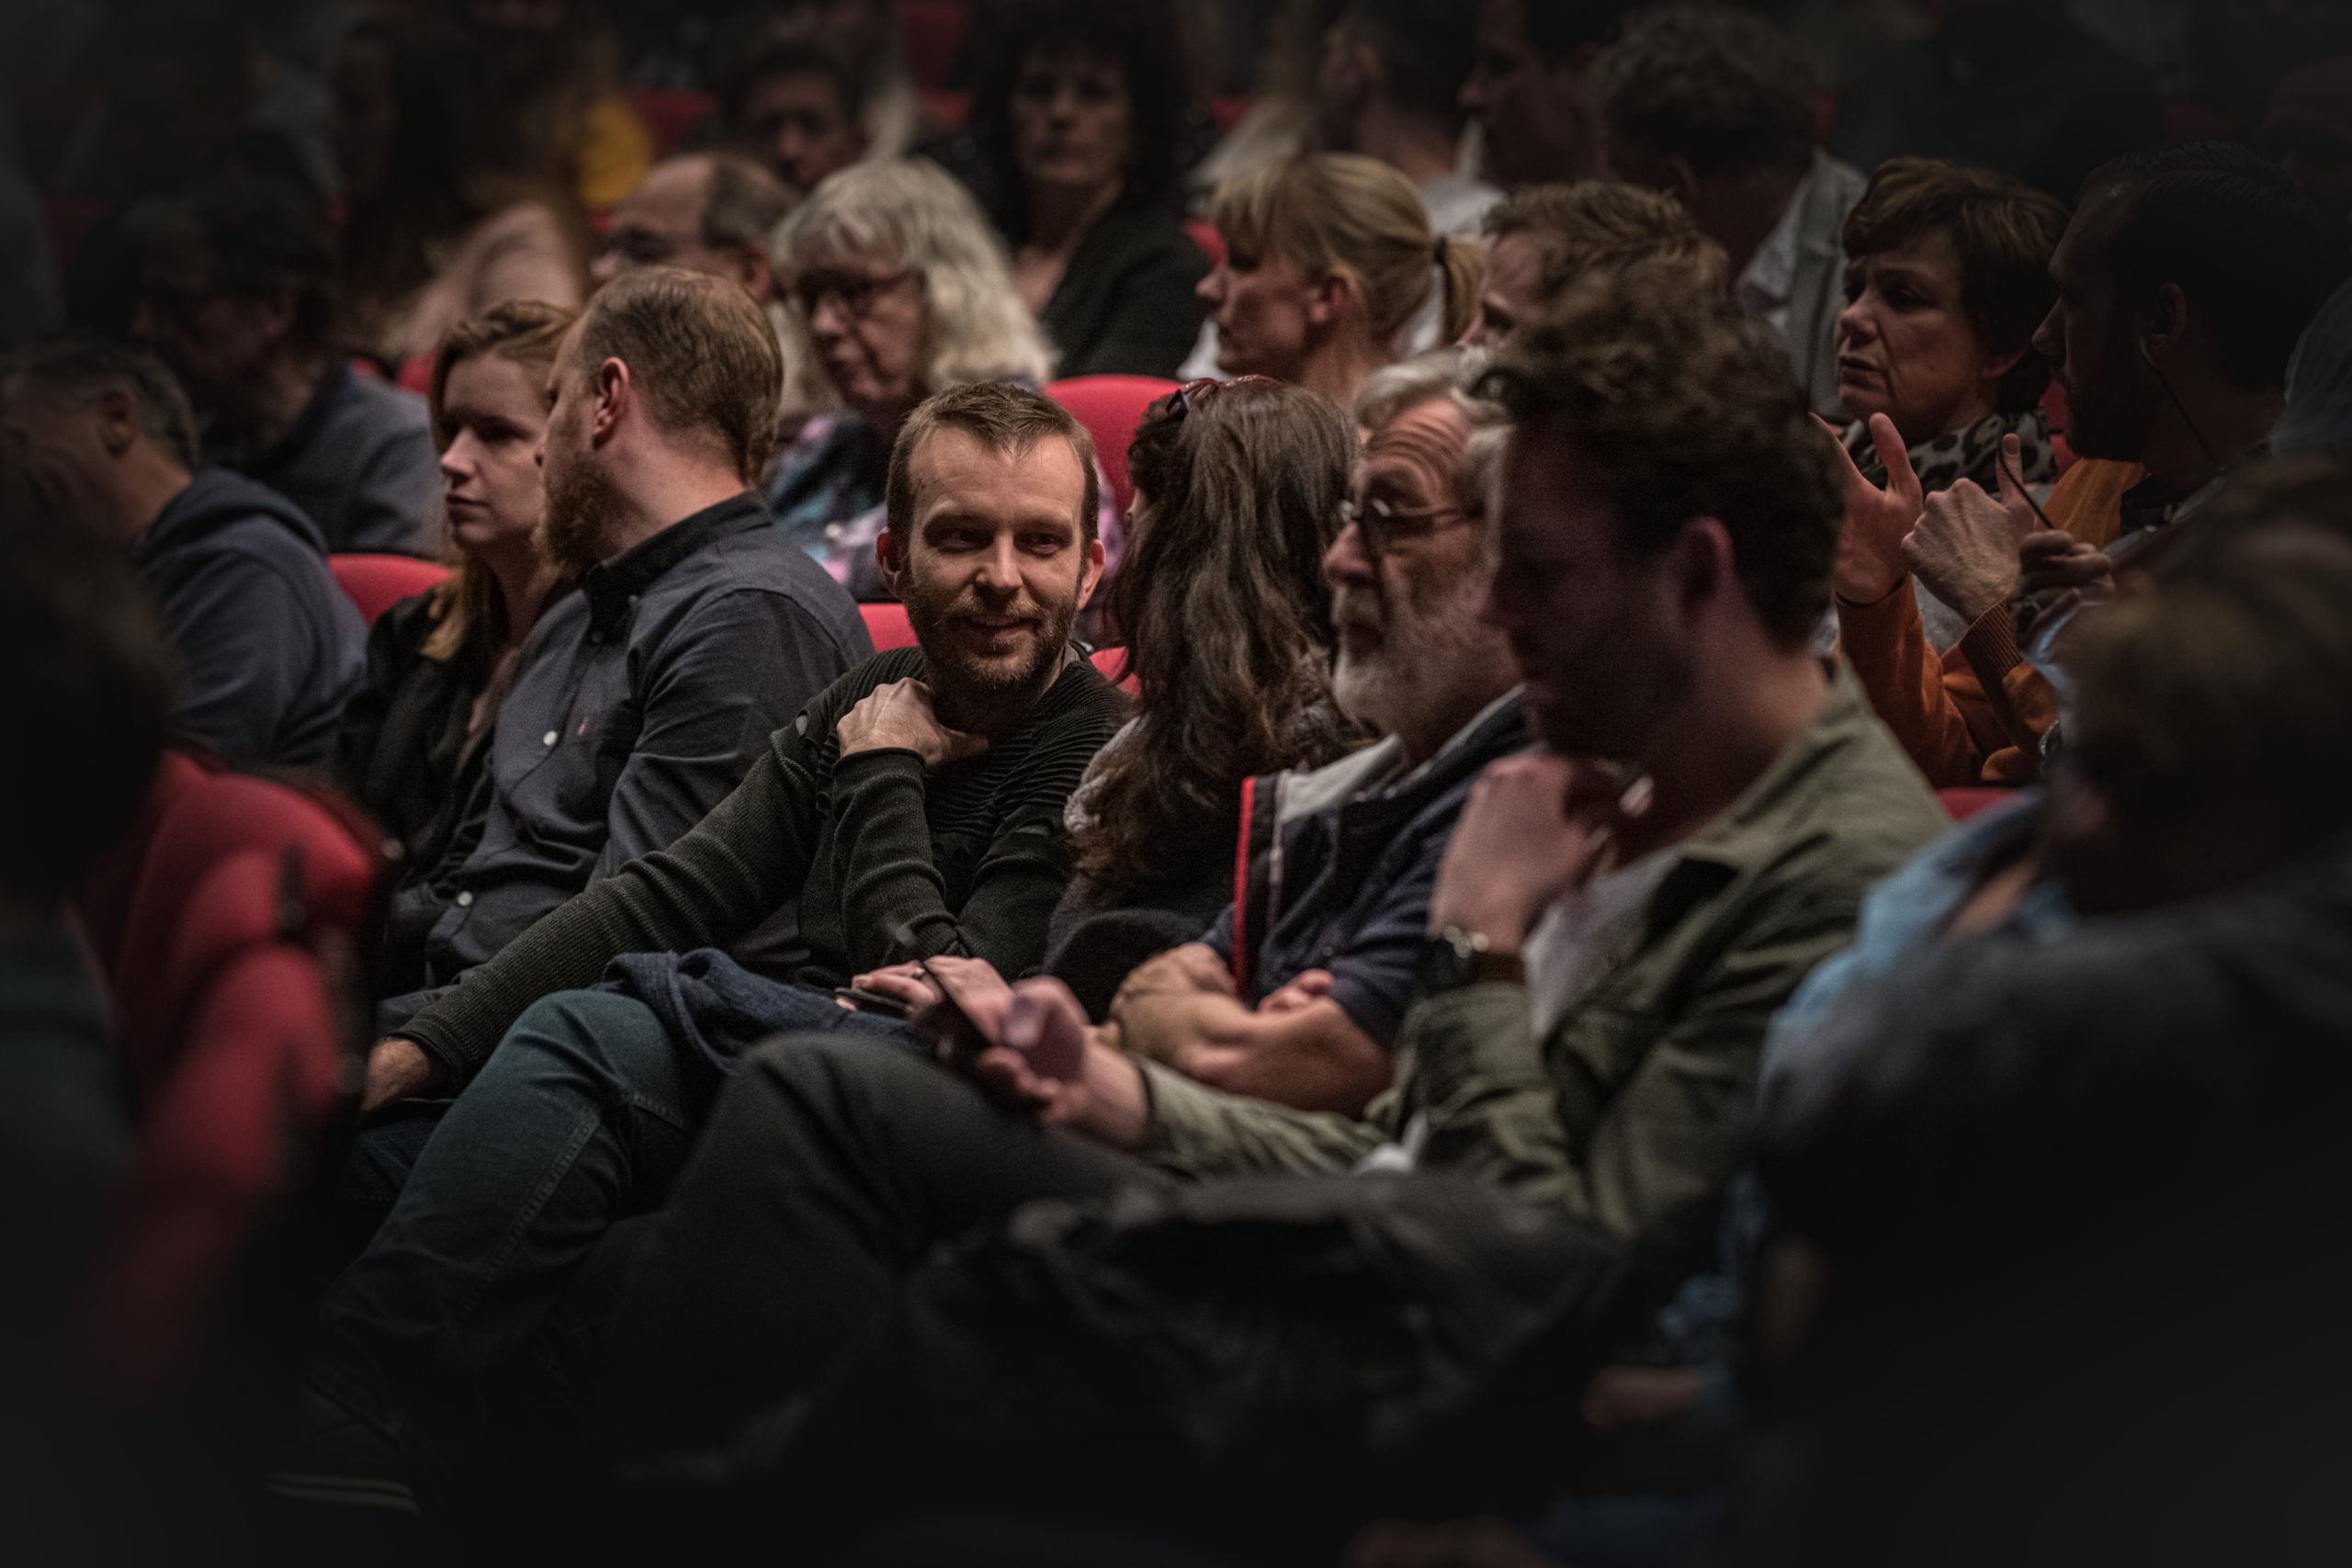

{"left": 771, "top": 158, "right": 1056, "bottom": 415}
{"left": 2, "top": 337, "right": 202, "bottom": 471}
{"left": 1353, "top": 344, "right": 1510, "bottom": 514}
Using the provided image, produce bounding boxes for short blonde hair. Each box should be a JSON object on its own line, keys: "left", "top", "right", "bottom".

{"left": 773, "top": 158, "right": 1056, "bottom": 414}
{"left": 1210, "top": 152, "right": 1487, "bottom": 348}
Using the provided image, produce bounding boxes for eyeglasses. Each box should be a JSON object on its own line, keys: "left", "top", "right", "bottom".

{"left": 1168, "top": 375, "right": 1279, "bottom": 421}
{"left": 791, "top": 269, "right": 916, "bottom": 320}
{"left": 1339, "top": 489, "right": 1481, "bottom": 558}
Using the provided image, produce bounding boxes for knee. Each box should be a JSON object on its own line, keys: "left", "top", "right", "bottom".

{"left": 496, "top": 988, "right": 677, "bottom": 1086}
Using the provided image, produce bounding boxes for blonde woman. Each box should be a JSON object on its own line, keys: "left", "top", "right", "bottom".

{"left": 1195, "top": 152, "right": 1487, "bottom": 412}
{"left": 768, "top": 158, "right": 1060, "bottom": 599}
{"left": 334, "top": 300, "right": 575, "bottom": 876}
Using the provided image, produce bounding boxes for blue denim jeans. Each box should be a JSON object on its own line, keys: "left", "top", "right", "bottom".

{"left": 311, "top": 989, "right": 716, "bottom": 1443}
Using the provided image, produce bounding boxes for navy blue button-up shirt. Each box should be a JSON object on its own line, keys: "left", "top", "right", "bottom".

{"left": 380, "top": 491, "right": 870, "bottom": 1021}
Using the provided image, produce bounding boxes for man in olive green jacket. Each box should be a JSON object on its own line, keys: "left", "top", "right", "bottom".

{"left": 577, "top": 266, "right": 1951, "bottom": 1475}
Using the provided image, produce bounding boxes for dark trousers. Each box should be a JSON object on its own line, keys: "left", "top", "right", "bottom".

{"left": 588, "top": 1032, "right": 1166, "bottom": 1462}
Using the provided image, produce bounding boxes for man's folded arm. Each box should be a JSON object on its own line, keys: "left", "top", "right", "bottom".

{"left": 395, "top": 733, "right": 826, "bottom": 1085}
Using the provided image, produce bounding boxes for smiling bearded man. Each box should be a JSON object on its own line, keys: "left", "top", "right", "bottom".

{"left": 277, "top": 380, "right": 1129, "bottom": 1518}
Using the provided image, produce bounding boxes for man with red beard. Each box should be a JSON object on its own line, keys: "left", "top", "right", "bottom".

{"left": 278, "top": 378, "right": 1127, "bottom": 1516}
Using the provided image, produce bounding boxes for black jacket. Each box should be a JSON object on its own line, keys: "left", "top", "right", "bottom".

{"left": 137, "top": 468, "right": 367, "bottom": 769}
{"left": 1037, "top": 197, "right": 1210, "bottom": 381}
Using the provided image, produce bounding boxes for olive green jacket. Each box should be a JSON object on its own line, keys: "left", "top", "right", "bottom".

{"left": 1136, "top": 666, "right": 1950, "bottom": 1262}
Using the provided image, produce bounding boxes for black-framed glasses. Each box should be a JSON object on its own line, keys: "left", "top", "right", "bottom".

{"left": 791, "top": 269, "right": 916, "bottom": 320}
{"left": 1339, "top": 488, "right": 1481, "bottom": 558}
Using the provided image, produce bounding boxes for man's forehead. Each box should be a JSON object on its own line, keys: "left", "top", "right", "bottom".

{"left": 1365, "top": 398, "right": 1470, "bottom": 482}
{"left": 913, "top": 426, "right": 1085, "bottom": 513}
{"left": 545, "top": 321, "right": 588, "bottom": 390}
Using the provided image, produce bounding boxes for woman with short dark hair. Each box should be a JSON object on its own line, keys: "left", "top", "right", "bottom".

{"left": 1829, "top": 156, "right": 2070, "bottom": 646}
{"left": 964, "top": 0, "right": 1211, "bottom": 378}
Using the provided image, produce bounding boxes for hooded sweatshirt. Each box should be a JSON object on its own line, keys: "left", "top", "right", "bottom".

{"left": 137, "top": 468, "right": 368, "bottom": 768}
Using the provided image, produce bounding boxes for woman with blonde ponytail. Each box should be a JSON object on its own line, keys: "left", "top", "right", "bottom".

{"left": 1196, "top": 152, "right": 1487, "bottom": 412}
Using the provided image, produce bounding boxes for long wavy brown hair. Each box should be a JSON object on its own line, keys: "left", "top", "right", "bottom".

{"left": 1077, "top": 379, "right": 1362, "bottom": 895}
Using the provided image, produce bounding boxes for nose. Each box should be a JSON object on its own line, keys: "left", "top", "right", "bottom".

{"left": 1324, "top": 515, "right": 1374, "bottom": 590}
{"left": 974, "top": 532, "right": 1023, "bottom": 593}
{"left": 1196, "top": 261, "right": 1227, "bottom": 304}
{"left": 1460, "top": 67, "right": 1487, "bottom": 114}
{"left": 2030, "top": 299, "right": 2063, "bottom": 366}
{"left": 1834, "top": 292, "right": 1871, "bottom": 345}
{"left": 440, "top": 429, "right": 477, "bottom": 485}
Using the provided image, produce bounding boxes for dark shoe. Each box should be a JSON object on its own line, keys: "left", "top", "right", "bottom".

{"left": 266, "top": 1384, "right": 419, "bottom": 1515}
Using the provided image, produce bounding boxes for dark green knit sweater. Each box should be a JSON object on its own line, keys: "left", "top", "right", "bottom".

{"left": 396, "top": 647, "right": 1129, "bottom": 1083}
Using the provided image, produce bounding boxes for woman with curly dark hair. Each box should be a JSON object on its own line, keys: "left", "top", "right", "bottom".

{"left": 1044, "top": 376, "right": 1362, "bottom": 1010}
{"left": 965, "top": 0, "right": 1212, "bottom": 378}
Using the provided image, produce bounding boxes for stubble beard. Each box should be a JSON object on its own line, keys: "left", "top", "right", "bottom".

{"left": 1330, "top": 570, "right": 1499, "bottom": 740}
{"left": 535, "top": 449, "right": 622, "bottom": 576}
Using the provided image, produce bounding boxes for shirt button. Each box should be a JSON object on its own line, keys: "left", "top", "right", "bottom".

{"left": 456, "top": 891, "right": 473, "bottom": 908}
{"left": 542, "top": 729, "right": 559, "bottom": 747}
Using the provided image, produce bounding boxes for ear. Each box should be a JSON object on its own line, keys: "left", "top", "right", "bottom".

{"left": 256, "top": 284, "right": 301, "bottom": 347}
{"left": 91, "top": 385, "right": 143, "bottom": 457}
{"left": 2143, "top": 283, "right": 2189, "bottom": 355}
{"left": 737, "top": 246, "right": 775, "bottom": 303}
{"left": 1980, "top": 342, "right": 2029, "bottom": 392}
{"left": 875, "top": 524, "right": 909, "bottom": 601}
{"left": 1076, "top": 532, "right": 1106, "bottom": 609}
{"left": 589, "top": 357, "right": 630, "bottom": 448}
{"left": 1664, "top": 154, "right": 1702, "bottom": 212}
{"left": 1672, "top": 516, "right": 1736, "bottom": 625}
{"left": 1306, "top": 269, "right": 1357, "bottom": 328}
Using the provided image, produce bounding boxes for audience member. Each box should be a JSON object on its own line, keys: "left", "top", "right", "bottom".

{"left": 1834, "top": 141, "right": 2346, "bottom": 785}
{"left": 1831, "top": 0, "right": 2165, "bottom": 203}
{"left": 729, "top": 0, "right": 927, "bottom": 165}
{"left": 281, "top": 383, "right": 1125, "bottom": 1511}
{"left": 768, "top": 159, "right": 1057, "bottom": 596}
{"left": 462, "top": 0, "right": 652, "bottom": 211}
{"left": 572, "top": 262, "right": 1946, "bottom": 1496}
{"left": 336, "top": 301, "right": 575, "bottom": 884}
{"left": 0, "top": 338, "right": 365, "bottom": 769}
{"left": 1460, "top": 0, "right": 1620, "bottom": 190}
{"left": 1317, "top": 0, "right": 1499, "bottom": 239}
{"left": 371, "top": 267, "right": 869, "bottom": 1033}
{"left": 130, "top": 176, "right": 446, "bottom": 557}
{"left": 1826, "top": 159, "right": 2068, "bottom": 650}
{"left": 963, "top": 2, "right": 1208, "bottom": 380}
{"left": 594, "top": 151, "right": 793, "bottom": 300}
{"left": 1197, "top": 153, "right": 1485, "bottom": 412}
{"left": 713, "top": 20, "right": 870, "bottom": 198}
{"left": 1593, "top": 4, "right": 1864, "bottom": 418}
{"left": 330, "top": 17, "right": 590, "bottom": 381}
{"left": 1740, "top": 507, "right": 2352, "bottom": 1568}
{"left": 0, "top": 519, "right": 172, "bottom": 1565}
{"left": 1465, "top": 179, "right": 1722, "bottom": 347}
{"left": 2258, "top": 57, "right": 2352, "bottom": 231}
{"left": 1046, "top": 375, "right": 1363, "bottom": 1013}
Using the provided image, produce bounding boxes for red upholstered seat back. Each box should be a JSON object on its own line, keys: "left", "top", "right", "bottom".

{"left": 328, "top": 553, "right": 450, "bottom": 627}
{"left": 66, "top": 759, "right": 381, "bottom": 1396}
{"left": 1089, "top": 645, "right": 1139, "bottom": 694}
{"left": 1046, "top": 376, "right": 1180, "bottom": 521}
{"left": 862, "top": 602, "right": 919, "bottom": 649}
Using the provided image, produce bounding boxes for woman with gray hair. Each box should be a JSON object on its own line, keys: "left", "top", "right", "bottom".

{"left": 767, "top": 158, "right": 1059, "bottom": 598}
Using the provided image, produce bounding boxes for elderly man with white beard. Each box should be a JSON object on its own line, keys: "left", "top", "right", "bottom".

{"left": 1037, "top": 355, "right": 1532, "bottom": 1116}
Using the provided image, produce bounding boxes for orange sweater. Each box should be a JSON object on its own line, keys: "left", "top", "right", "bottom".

{"left": 1838, "top": 457, "right": 2143, "bottom": 786}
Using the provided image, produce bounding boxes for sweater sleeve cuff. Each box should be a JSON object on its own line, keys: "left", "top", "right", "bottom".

{"left": 1956, "top": 604, "right": 2025, "bottom": 689}
{"left": 393, "top": 1010, "right": 476, "bottom": 1086}
{"left": 1832, "top": 575, "right": 1917, "bottom": 649}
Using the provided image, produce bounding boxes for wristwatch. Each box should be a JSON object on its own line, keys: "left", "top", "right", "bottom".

{"left": 1417, "top": 925, "right": 1526, "bottom": 994}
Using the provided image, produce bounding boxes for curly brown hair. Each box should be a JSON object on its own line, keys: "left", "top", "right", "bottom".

{"left": 1480, "top": 263, "right": 1846, "bottom": 647}
{"left": 1076, "top": 379, "right": 1361, "bottom": 894}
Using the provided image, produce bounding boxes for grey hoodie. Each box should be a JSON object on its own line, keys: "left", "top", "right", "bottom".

{"left": 136, "top": 468, "right": 368, "bottom": 768}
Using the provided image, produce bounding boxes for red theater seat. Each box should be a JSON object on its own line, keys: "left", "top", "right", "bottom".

{"left": 862, "top": 602, "right": 919, "bottom": 649}
{"left": 1089, "top": 646, "right": 1138, "bottom": 694}
{"left": 1938, "top": 787, "right": 2020, "bottom": 823}
{"left": 1184, "top": 218, "right": 1225, "bottom": 272}
{"left": 330, "top": 553, "right": 450, "bottom": 627}
{"left": 1046, "top": 376, "right": 1180, "bottom": 520}
{"left": 66, "top": 757, "right": 383, "bottom": 1394}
